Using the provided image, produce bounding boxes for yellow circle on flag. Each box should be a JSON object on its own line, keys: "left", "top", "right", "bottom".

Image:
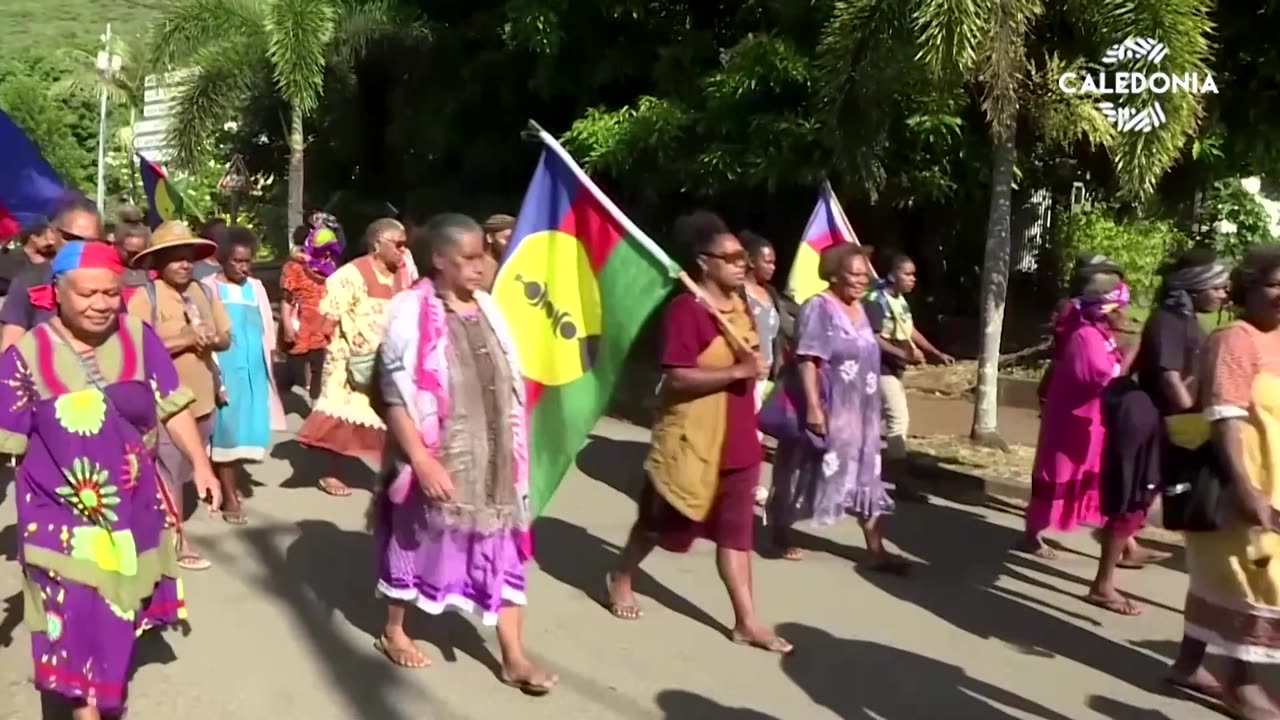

{"left": 493, "top": 230, "right": 603, "bottom": 386}
{"left": 155, "top": 182, "right": 177, "bottom": 221}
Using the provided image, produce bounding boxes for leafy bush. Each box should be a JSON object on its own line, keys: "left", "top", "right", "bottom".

{"left": 1197, "top": 178, "right": 1275, "bottom": 259}
{"left": 1057, "top": 204, "right": 1190, "bottom": 303}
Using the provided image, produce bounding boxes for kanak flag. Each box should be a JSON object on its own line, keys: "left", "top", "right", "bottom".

{"left": 493, "top": 123, "right": 681, "bottom": 515}
{"left": 138, "top": 153, "right": 187, "bottom": 228}
{"left": 0, "top": 110, "right": 75, "bottom": 239}
{"left": 786, "top": 180, "right": 867, "bottom": 304}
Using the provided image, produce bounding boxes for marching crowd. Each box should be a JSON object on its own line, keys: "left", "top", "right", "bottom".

{"left": 4, "top": 196, "right": 1280, "bottom": 719}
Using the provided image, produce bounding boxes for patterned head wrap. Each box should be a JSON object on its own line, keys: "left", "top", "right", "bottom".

{"left": 52, "top": 241, "right": 124, "bottom": 278}
{"left": 1078, "top": 279, "right": 1131, "bottom": 320}
{"left": 303, "top": 222, "right": 344, "bottom": 278}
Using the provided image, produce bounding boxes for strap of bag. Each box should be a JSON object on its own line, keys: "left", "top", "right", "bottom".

{"left": 45, "top": 320, "right": 187, "bottom": 546}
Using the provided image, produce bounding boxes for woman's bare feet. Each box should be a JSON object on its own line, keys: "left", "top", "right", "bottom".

{"left": 1224, "top": 682, "right": 1280, "bottom": 719}
{"left": 1165, "top": 666, "right": 1223, "bottom": 700}
{"left": 375, "top": 630, "right": 430, "bottom": 668}
{"left": 605, "top": 572, "right": 643, "bottom": 620}
{"left": 1084, "top": 590, "right": 1142, "bottom": 616}
{"left": 731, "top": 624, "right": 794, "bottom": 655}
{"left": 1017, "top": 535, "right": 1056, "bottom": 559}
{"left": 317, "top": 477, "right": 352, "bottom": 497}
{"left": 501, "top": 657, "right": 559, "bottom": 696}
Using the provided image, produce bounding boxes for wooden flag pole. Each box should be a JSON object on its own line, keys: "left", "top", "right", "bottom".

{"left": 519, "top": 120, "right": 755, "bottom": 356}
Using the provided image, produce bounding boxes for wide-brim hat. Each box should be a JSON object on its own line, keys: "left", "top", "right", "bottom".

{"left": 130, "top": 220, "right": 217, "bottom": 269}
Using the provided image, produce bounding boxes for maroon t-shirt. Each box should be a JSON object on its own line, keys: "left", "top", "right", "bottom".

{"left": 660, "top": 293, "right": 762, "bottom": 471}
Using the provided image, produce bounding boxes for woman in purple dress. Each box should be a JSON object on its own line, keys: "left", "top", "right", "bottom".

{"left": 6, "top": 242, "right": 221, "bottom": 719}
{"left": 768, "top": 243, "right": 908, "bottom": 572}
{"left": 372, "top": 214, "right": 555, "bottom": 694}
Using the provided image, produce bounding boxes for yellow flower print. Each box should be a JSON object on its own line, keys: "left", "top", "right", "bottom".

{"left": 56, "top": 458, "right": 120, "bottom": 526}
{"left": 54, "top": 389, "right": 106, "bottom": 436}
{"left": 69, "top": 526, "right": 137, "bottom": 575}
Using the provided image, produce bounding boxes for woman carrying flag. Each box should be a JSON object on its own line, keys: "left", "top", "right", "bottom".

{"left": 606, "top": 211, "right": 791, "bottom": 655}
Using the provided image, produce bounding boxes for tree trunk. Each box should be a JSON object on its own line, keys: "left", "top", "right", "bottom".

{"left": 287, "top": 105, "right": 305, "bottom": 232}
{"left": 970, "top": 124, "right": 1016, "bottom": 451}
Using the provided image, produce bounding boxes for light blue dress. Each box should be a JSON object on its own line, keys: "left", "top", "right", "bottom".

{"left": 210, "top": 279, "right": 272, "bottom": 462}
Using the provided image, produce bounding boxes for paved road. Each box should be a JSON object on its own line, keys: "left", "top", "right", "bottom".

{"left": 0, "top": 409, "right": 1215, "bottom": 720}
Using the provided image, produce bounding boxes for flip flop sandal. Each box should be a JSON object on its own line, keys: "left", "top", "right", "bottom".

{"left": 731, "top": 631, "right": 795, "bottom": 655}
{"left": 781, "top": 547, "right": 805, "bottom": 561}
{"left": 1084, "top": 594, "right": 1142, "bottom": 616}
{"left": 374, "top": 636, "right": 430, "bottom": 669}
{"left": 221, "top": 511, "right": 249, "bottom": 526}
{"left": 603, "top": 573, "right": 643, "bottom": 620}
{"left": 177, "top": 553, "right": 212, "bottom": 571}
{"left": 317, "top": 479, "right": 352, "bottom": 497}
{"left": 501, "top": 672, "right": 558, "bottom": 696}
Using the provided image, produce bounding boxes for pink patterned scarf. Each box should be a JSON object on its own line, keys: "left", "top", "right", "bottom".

{"left": 385, "top": 278, "right": 533, "bottom": 558}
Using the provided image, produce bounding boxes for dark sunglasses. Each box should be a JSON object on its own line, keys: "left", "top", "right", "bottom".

{"left": 700, "top": 250, "right": 748, "bottom": 265}
{"left": 54, "top": 227, "right": 105, "bottom": 244}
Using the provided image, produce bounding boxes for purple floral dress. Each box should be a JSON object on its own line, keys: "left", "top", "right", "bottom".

{"left": 1, "top": 316, "right": 194, "bottom": 713}
{"left": 769, "top": 293, "right": 891, "bottom": 529}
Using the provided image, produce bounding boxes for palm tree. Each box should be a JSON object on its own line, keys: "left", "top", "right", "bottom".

{"left": 820, "top": 0, "right": 1213, "bottom": 446}
{"left": 148, "top": 0, "right": 425, "bottom": 229}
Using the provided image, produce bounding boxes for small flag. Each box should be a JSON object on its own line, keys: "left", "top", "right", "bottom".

{"left": 786, "top": 180, "right": 866, "bottom": 304}
{"left": 0, "top": 110, "right": 75, "bottom": 238}
{"left": 493, "top": 123, "right": 682, "bottom": 516}
{"left": 138, "top": 153, "right": 186, "bottom": 228}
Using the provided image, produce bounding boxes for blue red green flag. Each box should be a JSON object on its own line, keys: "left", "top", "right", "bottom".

{"left": 137, "top": 153, "right": 187, "bottom": 228}
{"left": 0, "top": 110, "right": 77, "bottom": 239}
{"left": 493, "top": 124, "right": 682, "bottom": 516}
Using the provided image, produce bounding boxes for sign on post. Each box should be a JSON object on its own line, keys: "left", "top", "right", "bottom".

{"left": 218, "top": 155, "right": 251, "bottom": 194}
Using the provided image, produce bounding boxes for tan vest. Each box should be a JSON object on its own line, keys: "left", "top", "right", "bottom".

{"left": 645, "top": 295, "right": 758, "bottom": 521}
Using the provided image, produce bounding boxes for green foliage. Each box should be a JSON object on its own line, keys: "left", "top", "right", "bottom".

{"left": 563, "top": 32, "right": 827, "bottom": 195}
{"left": 0, "top": 50, "right": 135, "bottom": 207}
{"left": 1197, "top": 179, "right": 1275, "bottom": 260}
{"left": 0, "top": 3, "right": 150, "bottom": 60}
{"left": 1057, "top": 204, "right": 1190, "bottom": 302}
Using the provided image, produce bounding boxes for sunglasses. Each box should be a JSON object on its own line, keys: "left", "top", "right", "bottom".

{"left": 700, "top": 250, "right": 748, "bottom": 265}
{"left": 55, "top": 227, "right": 105, "bottom": 244}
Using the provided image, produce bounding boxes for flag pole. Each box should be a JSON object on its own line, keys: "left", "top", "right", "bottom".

{"left": 522, "top": 120, "right": 755, "bottom": 354}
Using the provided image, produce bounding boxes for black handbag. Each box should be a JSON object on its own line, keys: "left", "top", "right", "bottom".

{"left": 1161, "top": 417, "right": 1232, "bottom": 532}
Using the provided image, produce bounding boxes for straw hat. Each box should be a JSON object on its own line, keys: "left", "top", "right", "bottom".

{"left": 130, "top": 220, "right": 217, "bottom": 268}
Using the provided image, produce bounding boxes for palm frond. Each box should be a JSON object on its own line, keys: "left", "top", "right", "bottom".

{"left": 1026, "top": 54, "right": 1116, "bottom": 148}
{"left": 817, "top": 0, "right": 918, "bottom": 199}
{"left": 264, "top": 0, "right": 337, "bottom": 116}
{"left": 163, "top": 39, "right": 269, "bottom": 169}
{"left": 912, "top": 0, "right": 994, "bottom": 75}
{"left": 331, "top": 0, "right": 431, "bottom": 68}
{"left": 149, "top": 0, "right": 265, "bottom": 68}
{"left": 974, "top": 0, "right": 1042, "bottom": 138}
{"left": 1083, "top": 0, "right": 1214, "bottom": 198}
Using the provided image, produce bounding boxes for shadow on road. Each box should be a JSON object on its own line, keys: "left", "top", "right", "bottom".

{"left": 654, "top": 689, "right": 780, "bottom": 719}
{"left": 269, "top": 440, "right": 376, "bottom": 492}
{"left": 575, "top": 435, "right": 649, "bottom": 500}
{"left": 283, "top": 519, "right": 504, "bottom": 678}
{"left": 778, "top": 622, "right": 1077, "bottom": 720}
{"left": 1087, "top": 695, "right": 1176, "bottom": 719}
{"left": 533, "top": 516, "right": 731, "bottom": 639}
{"left": 853, "top": 499, "right": 1176, "bottom": 699}
{"left": 200, "top": 522, "right": 434, "bottom": 720}
{"left": 1, "top": 522, "right": 14, "bottom": 561}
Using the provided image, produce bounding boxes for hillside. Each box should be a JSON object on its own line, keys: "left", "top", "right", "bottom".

{"left": 0, "top": 0, "right": 155, "bottom": 57}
